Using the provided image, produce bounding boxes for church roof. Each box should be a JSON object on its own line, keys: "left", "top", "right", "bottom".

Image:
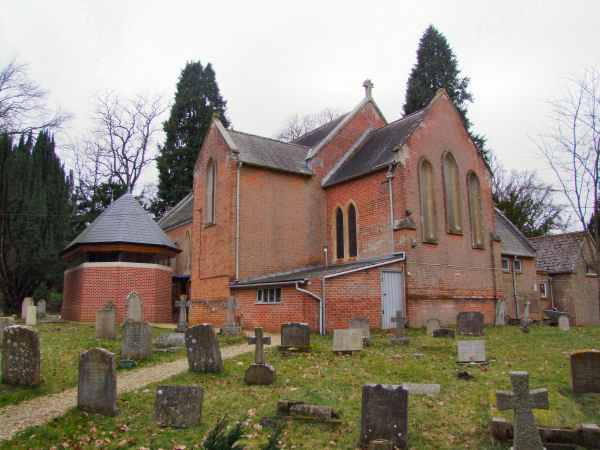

{"left": 158, "top": 192, "right": 194, "bottom": 231}
{"left": 494, "top": 208, "right": 536, "bottom": 258}
{"left": 63, "top": 192, "right": 179, "bottom": 255}
{"left": 292, "top": 114, "right": 348, "bottom": 148}
{"left": 529, "top": 232, "right": 587, "bottom": 274}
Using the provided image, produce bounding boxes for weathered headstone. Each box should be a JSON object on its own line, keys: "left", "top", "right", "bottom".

{"left": 456, "top": 311, "right": 484, "bottom": 336}
{"left": 21, "top": 297, "right": 33, "bottom": 319}
{"left": 332, "top": 329, "right": 363, "bottom": 353}
{"left": 360, "top": 384, "right": 408, "bottom": 449}
{"left": 276, "top": 400, "right": 340, "bottom": 420}
{"left": 496, "top": 371, "right": 548, "bottom": 450}
{"left": 349, "top": 317, "right": 372, "bottom": 346}
{"left": 390, "top": 311, "right": 410, "bottom": 345}
{"left": 185, "top": 324, "right": 223, "bottom": 373}
{"left": 495, "top": 298, "right": 507, "bottom": 326}
{"left": 121, "top": 321, "right": 153, "bottom": 360}
{"left": 279, "top": 322, "right": 311, "bottom": 352}
{"left": 0, "top": 317, "right": 12, "bottom": 346}
{"left": 245, "top": 327, "right": 275, "bottom": 385}
{"left": 175, "top": 295, "right": 191, "bottom": 333}
{"left": 1, "top": 325, "right": 40, "bottom": 385}
{"left": 220, "top": 296, "right": 240, "bottom": 336}
{"left": 426, "top": 318, "right": 441, "bottom": 336}
{"left": 95, "top": 304, "right": 116, "bottom": 340}
{"left": 520, "top": 317, "right": 531, "bottom": 333}
{"left": 402, "top": 383, "right": 440, "bottom": 395}
{"left": 569, "top": 350, "right": 600, "bottom": 393}
{"left": 77, "top": 348, "right": 118, "bottom": 415}
{"left": 156, "top": 332, "right": 185, "bottom": 348}
{"left": 154, "top": 385, "right": 204, "bottom": 428}
{"left": 457, "top": 340, "right": 487, "bottom": 364}
{"left": 126, "top": 291, "right": 143, "bottom": 322}
{"left": 36, "top": 299, "right": 46, "bottom": 318}
{"left": 25, "top": 305, "right": 37, "bottom": 326}
{"left": 432, "top": 328, "right": 454, "bottom": 338}
{"left": 558, "top": 315, "right": 570, "bottom": 331}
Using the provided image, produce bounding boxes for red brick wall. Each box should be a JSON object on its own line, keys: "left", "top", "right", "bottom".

{"left": 165, "top": 222, "right": 192, "bottom": 276}
{"left": 62, "top": 263, "right": 172, "bottom": 322}
{"left": 500, "top": 257, "right": 545, "bottom": 320}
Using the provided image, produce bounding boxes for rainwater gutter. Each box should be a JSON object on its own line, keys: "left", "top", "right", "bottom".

{"left": 295, "top": 282, "right": 323, "bottom": 335}
{"left": 548, "top": 276, "right": 556, "bottom": 310}
{"left": 512, "top": 256, "right": 519, "bottom": 319}
{"left": 235, "top": 161, "right": 242, "bottom": 280}
{"left": 387, "top": 164, "right": 395, "bottom": 254}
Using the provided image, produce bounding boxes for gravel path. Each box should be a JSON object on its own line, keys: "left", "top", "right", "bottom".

{"left": 0, "top": 333, "right": 280, "bottom": 442}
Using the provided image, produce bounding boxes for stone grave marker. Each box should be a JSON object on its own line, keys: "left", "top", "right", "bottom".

{"left": 495, "top": 298, "right": 507, "bottom": 326}
{"left": 360, "top": 384, "right": 408, "bottom": 449}
{"left": 456, "top": 311, "right": 484, "bottom": 336}
{"left": 77, "top": 348, "right": 118, "bottom": 415}
{"left": 402, "top": 383, "right": 440, "bottom": 395}
{"left": 220, "top": 296, "right": 240, "bottom": 336}
{"left": 21, "top": 297, "right": 33, "bottom": 319}
{"left": 332, "top": 329, "right": 363, "bottom": 354}
{"left": 36, "top": 299, "right": 46, "bottom": 318}
{"left": 276, "top": 400, "right": 340, "bottom": 420}
{"left": 25, "top": 305, "right": 37, "bottom": 326}
{"left": 245, "top": 327, "right": 275, "bottom": 385}
{"left": 569, "top": 350, "right": 600, "bottom": 393}
{"left": 154, "top": 385, "right": 204, "bottom": 428}
{"left": 185, "top": 324, "right": 223, "bottom": 373}
{"left": 175, "top": 295, "right": 191, "bottom": 333}
{"left": 278, "top": 322, "right": 311, "bottom": 352}
{"left": 156, "top": 332, "right": 185, "bottom": 349}
{"left": 0, "top": 317, "right": 13, "bottom": 346}
{"left": 1, "top": 325, "right": 40, "bottom": 385}
{"left": 426, "top": 318, "right": 441, "bottom": 336}
{"left": 432, "top": 328, "right": 454, "bottom": 338}
{"left": 121, "top": 321, "right": 153, "bottom": 360}
{"left": 495, "top": 371, "right": 548, "bottom": 450}
{"left": 95, "top": 303, "right": 116, "bottom": 340}
{"left": 558, "top": 315, "right": 570, "bottom": 331}
{"left": 457, "top": 340, "right": 487, "bottom": 364}
{"left": 390, "top": 311, "right": 410, "bottom": 345}
{"left": 349, "top": 317, "right": 372, "bottom": 346}
{"left": 126, "top": 291, "right": 143, "bottom": 322}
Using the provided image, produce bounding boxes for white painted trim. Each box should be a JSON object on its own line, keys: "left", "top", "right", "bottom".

{"left": 215, "top": 119, "right": 239, "bottom": 153}
{"left": 64, "top": 262, "right": 173, "bottom": 275}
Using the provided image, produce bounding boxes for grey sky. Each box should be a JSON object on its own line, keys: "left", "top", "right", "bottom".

{"left": 1, "top": 0, "right": 598, "bottom": 191}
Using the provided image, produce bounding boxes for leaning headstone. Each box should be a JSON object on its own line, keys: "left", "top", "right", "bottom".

{"left": 1, "top": 325, "right": 40, "bottom": 385}
{"left": 154, "top": 385, "right": 204, "bottom": 428}
{"left": 426, "top": 318, "right": 441, "bottom": 336}
{"left": 495, "top": 298, "right": 507, "bottom": 326}
{"left": 95, "top": 304, "right": 116, "bottom": 339}
{"left": 36, "top": 299, "right": 47, "bottom": 318}
{"left": 175, "top": 295, "right": 191, "bottom": 333}
{"left": 185, "top": 324, "right": 223, "bottom": 373}
{"left": 360, "top": 384, "right": 408, "bottom": 449}
{"left": 390, "top": 311, "right": 410, "bottom": 345}
{"left": 77, "top": 348, "right": 118, "bottom": 416}
{"left": 0, "top": 317, "right": 12, "bottom": 346}
{"left": 279, "top": 322, "right": 311, "bottom": 352}
{"left": 495, "top": 371, "right": 548, "bottom": 450}
{"left": 245, "top": 327, "right": 275, "bottom": 385}
{"left": 558, "top": 315, "right": 570, "bottom": 331}
{"left": 121, "top": 321, "right": 153, "bottom": 360}
{"left": 457, "top": 340, "right": 487, "bottom": 364}
{"left": 349, "top": 317, "right": 372, "bottom": 346}
{"left": 432, "top": 328, "right": 454, "bottom": 338}
{"left": 156, "top": 332, "right": 185, "bottom": 349}
{"left": 332, "top": 329, "right": 363, "bottom": 354}
{"left": 220, "top": 296, "right": 240, "bottom": 336}
{"left": 569, "top": 350, "right": 600, "bottom": 393}
{"left": 25, "top": 305, "right": 37, "bottom": 326}
{"left": 126, "top": 291, "right": 143, "bottom": 322}
{"left": 456, "top": 311, "right": 485, "bottom": 336}
{"left": 21, "top": 297, "right": 33, "bottom": 319}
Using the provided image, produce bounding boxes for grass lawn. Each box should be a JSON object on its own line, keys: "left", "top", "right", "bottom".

{"left": 0, "top": 322, "right": 243, "bottom": 408}
{"left": 2, "top": 324, "right": 600, "bottom": 449}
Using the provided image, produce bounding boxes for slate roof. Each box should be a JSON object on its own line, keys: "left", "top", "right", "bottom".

{"left": 529, "top": 232, "right": 586, "bottom": 274}
{"left": 291, "top": 114, "right": 348, "bottom": 148}
{"left": 323, "top": 108, "right": 428, "bottom": 187}
{"left": 158, "top": 192, "right": 194, "bottom": 232}
{"left": 63, "top": 192, "right": 179, "bottom": 254}
{"left": 228, "top": 130, "right": 313, "bottom": 175}
{"left": 494, "top": 208, "right": 536, "bottom": 258}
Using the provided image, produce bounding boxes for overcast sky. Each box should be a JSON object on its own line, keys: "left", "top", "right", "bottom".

{"left": 1, "top": 0, "right": 598, "bottom": 194}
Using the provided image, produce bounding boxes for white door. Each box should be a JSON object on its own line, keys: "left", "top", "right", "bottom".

{"left": 381, "top": 269, "right": 404, "bottom": 329}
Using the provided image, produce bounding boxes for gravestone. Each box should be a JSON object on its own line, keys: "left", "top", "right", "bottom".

{"left": 495, "top": 299, "right": 507, "bottom": 326}
{"left": 569, "top": 350, "right": 600, "bottom": 393}
{"left": 558, "top": 315, "right": 570, "bottom": 331}
{"left": 126, "top": 291, "right": 143, "bottom": 322}
{"left": 456, "top": 311, "right": 484, "bottom": 336}
{"left": 21, "top": 297, "right": 33, "bottom": 319}
{"left": 154, "top": 385, "right": 204, "bottom": 428}
{"left": 360, "top": 384, "right": 408, "bottom": 449}
{"left": 426, "top": 318, "right": 441, "bottom": 336}
{"left": 185, "top": 324, "right": 223, "bottom": 373}
{"left": 333, "top": 329, "right": 363, "bottom": 353}
{"left": 175, "top": 295, "right": 191, "bottom": 333}
{"left": 402, "top": 383, "right": 440, "bottom": 395}
{"left": 278, "top": 322, "right": 311, "bottom": 352}
{"left": 95, "top": 303, "right": 116, "bottom": 339}
{"left": 349, "top": 317, "right": 372, "bottom": 346}
{"left": 25, "top": 305, "right": 37, "bottom": 326}
{"left": 220, "top": 296, "right": 240, "bottom": 336}
{"left": 496, "top": 371, "right": 548, "bottom": 450}
{"left": 276, "top": 400, "right": 340, "bottom": 420}
{"left": 457, "top": 340, "right": 487, "bottom": 364}
{"left": 36, "top": 299, "right": 46, "bottom": 318}
{"left": 390, "top": 311, "right": 410, "bottom": 345}
{"left": 432, "top": 328, "right": 454, "bottom": 338}
{"left": 519, "top": 317, "right": 531, "bottom": 333}
{"left": 1, "top": 325, "right": 40, "bottom": 385}
{"left": 0, "top": 317, "right": 12, "bottom": 346}
{"left": 156, "top": 332, "right": 185, "bottom": 348}
{"left": 245, "top": 327, "right": 275, "bottom": 385}
{"left": 121, "top": 321, "right": 153, "bottom": 360}
{"left": 77, "top": 348, "right": 118, "bottom": 415}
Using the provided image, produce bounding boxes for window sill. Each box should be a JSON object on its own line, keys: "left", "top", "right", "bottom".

{"left": 255, "top": 302, "right": 281, "bottom": 305}
{"left": 423, "top": 239, "right": 438, "bottom": 245}
{"left": 585, "top": 273, "right": 598, "bottom": 278}
{"left": 472, "top": 244, "right": 485, "bottom": 250}
{"left": 204, "top": 222, "right": 216, "bottom": 228}
{"left": 447, "top": 230, "right": 463, "bottom": 236}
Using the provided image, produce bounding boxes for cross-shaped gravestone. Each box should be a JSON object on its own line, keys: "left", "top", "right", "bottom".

{"left": 495, "top": 371, "right": 549, "bottom": 449}
{"left": 175, "top": 295, "right": 191, "bottom": 332}
{"left": 248, "top": 327, "right": 271, "bottom": 365}
{"left": 226, "top": 296, "right": 237, "bottom": 323}
{"left": 390, "top": 311, "right": 410, "bottom": 345}
{"left": 104, "top": 300, "right": 116, "bottom": 310}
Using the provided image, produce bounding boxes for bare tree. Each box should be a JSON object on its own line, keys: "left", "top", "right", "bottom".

{"left": 276, "top": 108, "right": 341, "bottom": 142}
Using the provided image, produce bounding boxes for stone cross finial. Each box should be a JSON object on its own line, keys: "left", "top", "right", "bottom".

{"left": 495, "top": 371, "right": 549, "bottom": 449}
{"left": 104, "top": 300, "right": 116, "bottom": 310}
{"left": 363, "top": 79, "right": 374, "bottom": 98}
{"left": 391, "top": 311, "right": 408, "bottom": 338}
{"left": 248, "top": 327, "right": 271, "bottom": 364}
{"left": 175, "top": 295, "right": 191, "bottom": 333}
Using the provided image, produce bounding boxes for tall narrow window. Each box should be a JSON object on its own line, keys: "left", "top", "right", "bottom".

{"left": 205, "top": 159, "right": 216, "bottom": 224}
{"left": 335, "top": 207, "right": 344, "bottom": 259}
{"left": 443, "top": 153, "right": 462, "bottom": 233}
{"left": 468, "top": 172, "right": 484, "bottom": 248}
{"left": 183, "top": 231, "right": 191, "bottom": 274}
{"left": 419, "top": 159, "right": 437, "bottom": 243}
{"left": 348, "top": 203, "right": 357, "bottom": 258}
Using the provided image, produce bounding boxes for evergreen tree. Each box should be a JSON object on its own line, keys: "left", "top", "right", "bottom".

{"left": 153, "top": 61, "right": 229, "bottom": 216}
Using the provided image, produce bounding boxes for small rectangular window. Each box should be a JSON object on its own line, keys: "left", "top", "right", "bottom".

{"left": 586, "top": 264, "right": 597, "bottom": 276}
{"left": 514, "top": 259, "right": 522, "bottom": 272}
{"left": 501, "top": 258, "right": 510, "bottom": 271}
{"left": 540, "top": 283, "right": 547, "bottom": 298}
{"left": 256, "top": 287, "right": 281, "bottom": 304}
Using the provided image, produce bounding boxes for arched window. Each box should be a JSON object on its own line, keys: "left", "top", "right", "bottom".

{"left": 419, "top": 159, "right": 437, "bottom": 243}
{"left": 348, "top": 203, "right": 357, "bottom": 258}
{"left": 442, "top": 152, "right": 462, "bottom": 234}
{"left": 183, "top": 230, "right": 191, "bottom": 274}
{"left": 468, "top": 172, "right": 484, "bottom": 248}
{"left": 335, "top": 207, "right": 344, "bottom": 259}
{"left": 205, "top": 159, "right": 216, "bottom": 224}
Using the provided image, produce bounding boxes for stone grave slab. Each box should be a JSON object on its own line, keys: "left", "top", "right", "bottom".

{"left": 121, "top": 321, "right": 153, "bottom": 360}
{"left": 495, "top": 299, "right": 507, "bottom": 326}
{"left": 360, "top": 384, "right": 408, "bottom": 449}
{"left": 558, "top": 315, "right": 570, "bottom": 331}
{"left": 185, "top": 324, "right": 223, "bottom": 373}
{"left": 95, "top": 306, "right": 116, "bottom": 339}
{"left": 349, "top": 317, "right": 372, "bottom": 346}
{"left": 426, "top": 318, "right": 441, "bottom": 336}
{"left": 77, "top": 348, "right": 118, "bottom": 415}
{"left": 570, "top": 350, "right": 600, "bottom": 393}
{"left": 154, "top": 385, "right": 204, "bottom": 428}
{"left": 432, "top": 328, "right": 454, "bottom": 338}
{"left": 156, "top": 332, "right": 185, "bottom": 349}
{"left": 279, "top": 322, "right": 311, "bottom": 352}
{"left": 21, "top": 297, "right": 33, "bottom": 319}
{"left": 457, "top": 340, "right": 487, "bottom": 364}
{"left": 36, "top": 299, "right": 46, "bottom": 318}
{"left": 457, "top": 311, "right": 485, "bottom": 336}
{"left": 25, "top": 305, "right": 37, "bottom": 326}
{"left": 0, "top": 317, "right": 12, "bottom": 346}
{"left": 402, "top": 383, "right": 440, "bottom": 395}
{"left": 1, "top": 325, "right": 41, "bottom": 385}
{"left": 332, "top": 329, "right": 363, "bottom": 354}
{"left": 276, "top": 400, "right": 340, "bottom": 420}
{"left": 126, "top": 291, "right": 143, "bottom": 322}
